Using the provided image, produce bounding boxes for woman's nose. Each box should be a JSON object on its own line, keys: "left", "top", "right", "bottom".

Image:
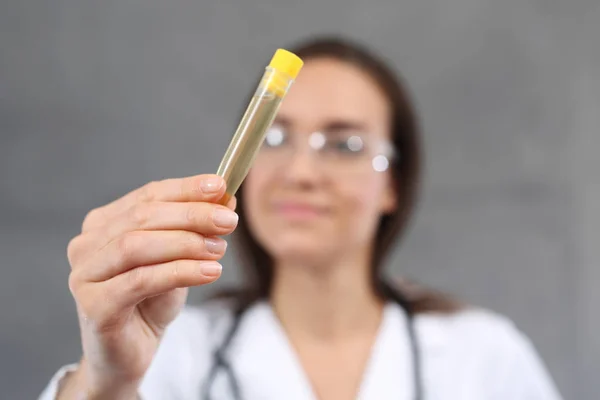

{"left": 281, "top": 145, "right": 321, "bottom": 185}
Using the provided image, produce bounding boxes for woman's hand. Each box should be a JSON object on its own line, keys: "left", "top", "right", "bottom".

{"left": 58, "top": 174, "right": 237, "bottom": 399}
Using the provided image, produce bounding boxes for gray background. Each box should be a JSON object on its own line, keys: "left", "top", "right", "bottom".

{"left": 1, "top": 0, "right": 598, "bottom": 399}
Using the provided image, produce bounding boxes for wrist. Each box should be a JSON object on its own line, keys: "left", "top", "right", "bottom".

{"left": 69, "top": 360, "right": 140, "bottom": 400}
{"left": 84, "top": 381, "right": 139, "bottom": 400}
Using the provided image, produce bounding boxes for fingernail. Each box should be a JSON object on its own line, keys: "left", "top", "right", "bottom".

{"left": 212, "top": 208, "right": 239, "bottom": 228}
{"left": 205, "top": 237, "right": 227, "bottom": 254}
{"left": 201, "top": 176, "right": 223, "bottom": 193}
{"left": 200, "top": 262, "right": 222, "bottom": 277}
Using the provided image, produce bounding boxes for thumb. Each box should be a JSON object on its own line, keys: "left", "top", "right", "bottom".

{"left": 137, "top": 288, "right": 188, "bottom": 336}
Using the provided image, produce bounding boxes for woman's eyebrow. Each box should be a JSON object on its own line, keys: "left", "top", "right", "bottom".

{"left": 322, "top": 120, "right": 368, "bottom": 133}
{"left": 272, "top": 115, "right": 292, "bottom": 127}
{"left": 271, "top": 117, "right": 369, "bottom": 133}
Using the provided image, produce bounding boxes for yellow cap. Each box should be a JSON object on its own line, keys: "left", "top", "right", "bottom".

{"left": 268, "top": 49, "right": 303, "bottom": 79}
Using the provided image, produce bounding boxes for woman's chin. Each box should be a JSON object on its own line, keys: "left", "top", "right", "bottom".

{"left": 266, "top": 233, "right": 337, "bottom": 264}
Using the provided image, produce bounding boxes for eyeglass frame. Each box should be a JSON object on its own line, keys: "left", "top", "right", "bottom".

{"left": 253, "top": 122, "right": 399, "bottom": 174}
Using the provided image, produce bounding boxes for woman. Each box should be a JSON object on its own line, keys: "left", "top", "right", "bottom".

{"left": 40, "top": 36, "right": 561, "bottom": 400}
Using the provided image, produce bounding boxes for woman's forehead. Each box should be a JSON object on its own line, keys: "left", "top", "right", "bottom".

{"left": 278, "top": 58, "right": 390, "bottom": 131}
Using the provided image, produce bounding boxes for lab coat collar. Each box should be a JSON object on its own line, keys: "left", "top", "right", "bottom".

{"left": 231, "top": 301, "right": 317, "bottom": 399}
{"left": 226, "top": 301, "right": 449, "bottom": 400}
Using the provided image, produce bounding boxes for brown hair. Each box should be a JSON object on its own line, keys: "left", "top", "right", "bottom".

{"left": 217, "top": 35, "right": 461, "bottom": 314}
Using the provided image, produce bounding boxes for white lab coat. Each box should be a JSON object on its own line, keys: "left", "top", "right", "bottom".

{"left": 39, "top": 300, "right": 563, "bottom": 399}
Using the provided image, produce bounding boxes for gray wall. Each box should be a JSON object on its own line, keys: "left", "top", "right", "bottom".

{"left": 1, "top": 0, "right": 598, "bottom": 398}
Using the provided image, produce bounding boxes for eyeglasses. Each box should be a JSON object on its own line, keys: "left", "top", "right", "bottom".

{"left": 253, "top": 123, "right": 397, "bottom": 174}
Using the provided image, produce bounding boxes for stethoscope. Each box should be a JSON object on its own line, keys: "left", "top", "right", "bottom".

{"left": 201, "top": 282, "right": 423, "bottom": 400}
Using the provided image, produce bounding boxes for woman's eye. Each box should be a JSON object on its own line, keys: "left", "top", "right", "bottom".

{"left": 325, "top": 136, "right": 364, "bottom": 154}
{"left": 264, "top": 127, "right": 286, "bottom": 148}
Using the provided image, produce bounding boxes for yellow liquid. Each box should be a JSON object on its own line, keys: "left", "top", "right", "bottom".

{"left": 217, "top": 92, "right": 283, "bottom": 204}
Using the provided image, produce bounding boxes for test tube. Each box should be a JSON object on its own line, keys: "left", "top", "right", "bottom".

{"left": 216, "top": 49, "right": 304, "bottom": 205}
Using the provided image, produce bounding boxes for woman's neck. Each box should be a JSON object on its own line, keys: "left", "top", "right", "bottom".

{"left": 269, "top": 253, "right": 384, "bottom": 342}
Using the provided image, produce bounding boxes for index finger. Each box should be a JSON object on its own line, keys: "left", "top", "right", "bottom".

{"left": 83, "top": 174, "right": 227, "bottom": 232}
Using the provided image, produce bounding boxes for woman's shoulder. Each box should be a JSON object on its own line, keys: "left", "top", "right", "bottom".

{"left": 419, "top": 306, "right": 519, "bottom": 331}
{"left": 414, "top": 307, "right": 561, "bottom": 398}
{"left": 415, "top": 306, "right": 554, "bottom": 385}
{"left": 416, "top": 306, "right": 533, "bottom": 353}
{"left": 395, "top": 279, "right": 534, "bottom": 353}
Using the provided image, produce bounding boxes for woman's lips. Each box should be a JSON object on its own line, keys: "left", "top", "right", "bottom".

{"left": 272, "top": 202, "right": 328, "bottom": 219}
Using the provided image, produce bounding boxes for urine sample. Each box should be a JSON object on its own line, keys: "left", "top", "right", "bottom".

{"left": 216, "top": 49, "right": 303, "bottom": 205}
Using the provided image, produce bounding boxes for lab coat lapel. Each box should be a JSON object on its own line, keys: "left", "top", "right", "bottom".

{"left": 358, "top": 303, "right": 452, "bottom": 400}
{"left": 229, "top": 302, "right": 450, "bottom": 400}
{"left": 232, "top": 302, "right": 318, "bottom": 400}
{"left": 414, "top": 312, "right": 452, "bottom": 399}
{"left": 356, "top": 303, "right": 414, "bottom": 400}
